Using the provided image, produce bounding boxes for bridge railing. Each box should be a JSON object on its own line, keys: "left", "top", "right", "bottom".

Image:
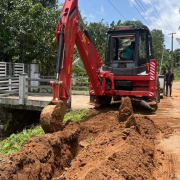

{"left": 0, "top": 74, "right": 89, "bottom": 105}
{"left": 0, "top": 76, "right": 19, "bottom": 95}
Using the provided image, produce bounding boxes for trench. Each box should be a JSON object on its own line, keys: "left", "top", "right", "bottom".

{"left": 0, "top": 96, "right": 178, "bottom": 180}
{"left": 0, "top": 106, "right": 41, "bottom": 138}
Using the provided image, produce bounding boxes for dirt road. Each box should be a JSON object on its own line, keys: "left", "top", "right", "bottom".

{"left": 149, "top": 82, "right": 180, "bottom": 179}
{"left": 72, "top": 82, "right": 180, "bottom": 179}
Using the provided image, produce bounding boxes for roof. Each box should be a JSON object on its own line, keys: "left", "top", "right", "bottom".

{"left": 107, "top": 25, "right": 150, "bottom": 34}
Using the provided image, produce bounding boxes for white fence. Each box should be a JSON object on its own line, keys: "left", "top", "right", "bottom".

{"left": 0, "top": 62, "right": 25, "bottom": 92}
{"left": 0, "top": 62, "right": 6, "bottom": 77}
{"left": 0, "top": 62, "right": 24, "bottom": 77}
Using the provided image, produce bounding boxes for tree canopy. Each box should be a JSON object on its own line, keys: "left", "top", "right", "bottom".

{"left": 0, "top": 0, "right": 60, "bottom": 75}
{"left": 151, "top": 29, "right": 165, "bottom": 67}
{"left": 0, "top": 1, "right": 177, "bottom": 77}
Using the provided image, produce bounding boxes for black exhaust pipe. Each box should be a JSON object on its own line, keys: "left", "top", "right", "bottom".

{"left": 140, "top": 100, "right": 156, "bottom": 111}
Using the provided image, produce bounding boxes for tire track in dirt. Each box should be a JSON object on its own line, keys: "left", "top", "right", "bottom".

{"left": 148, "top": 82, "right": 180, "bottom": 179}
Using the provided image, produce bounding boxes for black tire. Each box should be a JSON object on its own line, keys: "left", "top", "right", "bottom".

{"left": 158, "top": 79, "right": 160, "bottom": 103}
{"left": 95, "top": 96, "right": 112, "bottom": 106}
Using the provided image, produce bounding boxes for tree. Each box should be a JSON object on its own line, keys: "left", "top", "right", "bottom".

{"left": 151, "top": 29, "right": 165, "bottom": 68}
{"left": 110, "top": 20, "right": 143, "bottom": 28}
{"left": 0, "top": 0, "right": 60, "bottom": 75}
{"left": 121, "top": 20, "right": 143, "bottom": 26}
{"left": 86, "top": 20, "right": 108, "bottom": 63}
{"left": 162, "top": 49, "right": 171, "bottom": 68}
{"left": 110, "top": 20, "right": 121, "bottom": 28}
{"left": 32, "top": 0, "right": 58, "bottom": 8}
{"left": 174, "top": 49, "right": 180, "bottom": 67}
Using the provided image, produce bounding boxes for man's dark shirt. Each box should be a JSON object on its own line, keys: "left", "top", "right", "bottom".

{"left": 161, "top": 71, "right": 166, "bottom": 76}
{"left": 165, "top": 72, "right": 174, "bottom": 84}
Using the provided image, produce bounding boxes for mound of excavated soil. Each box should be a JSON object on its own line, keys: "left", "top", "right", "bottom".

{"left": 0, "top": 98, "right": 160, "bottom": 180}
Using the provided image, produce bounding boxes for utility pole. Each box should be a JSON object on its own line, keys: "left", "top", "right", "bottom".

{"left": 168, "top": 32, "right": 176, "bottom": 71}
{"left": 159, "top": 45, "right": 165, "bottom": 74}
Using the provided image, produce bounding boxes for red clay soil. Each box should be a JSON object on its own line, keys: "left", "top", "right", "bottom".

{"left": 0, "top": 97, "right": 170, "bottom": 180}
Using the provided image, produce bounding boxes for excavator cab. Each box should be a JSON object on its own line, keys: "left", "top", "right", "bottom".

{"left": 103, "top": 25, "right": 153, "bottom": 76}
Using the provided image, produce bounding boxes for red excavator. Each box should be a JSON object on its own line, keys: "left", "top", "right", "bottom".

{"left": 40, "top": 0, "right": 160, "bottom": 133}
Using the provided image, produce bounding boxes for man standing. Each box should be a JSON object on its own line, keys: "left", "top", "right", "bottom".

{"left": 161, "top": 67, "right": 166, "bottom": 76}
{"left": 165, "top": 67, "right": 174, "bottom": 96}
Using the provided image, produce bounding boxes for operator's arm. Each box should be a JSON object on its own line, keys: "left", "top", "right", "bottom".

{"left": 119, "top": 47, "right": 127, "bottom": 59}
{"left": 119, "top": 50, "right": 125, "bottom": 58}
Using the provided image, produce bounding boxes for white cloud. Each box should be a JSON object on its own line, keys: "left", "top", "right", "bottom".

{"left": 132, "top": 18, "right": 136, "bottom": 21}
{"left": 142, "top": 0, "right": 151, "bottom": 5}
{"left": 129, "top": 0, "right": 180, "bottom": 49}
{"left": 81, "top": 10, "right": 95, "bottom": 20}
{"left": 97, "top": 5, "right": 105, "bottom": 16}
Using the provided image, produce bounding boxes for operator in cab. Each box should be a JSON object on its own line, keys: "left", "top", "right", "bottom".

{"left": 119, "top": 41, "right": 135, "bottom": 60}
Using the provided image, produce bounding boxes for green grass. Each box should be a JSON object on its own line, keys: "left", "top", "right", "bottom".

{"left": 174, "top": 67, "right": 180, "bottom": 80}
{"left": 64, "top": 109, "right": 89, "bottom": 122}
{"left": 0, "top": 126, "right": 44, "bottom": 155}
{"left": 0, "top": 109, "right": 90, "bottom": 155}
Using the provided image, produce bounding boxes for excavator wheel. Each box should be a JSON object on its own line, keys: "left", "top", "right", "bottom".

{"left": 40, "top": 100, "right": 68, "bottom": 133}
{"left": 95, "top": 95, "right": 112, "bottom": 107}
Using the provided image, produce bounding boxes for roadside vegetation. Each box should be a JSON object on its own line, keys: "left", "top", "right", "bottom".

{"left": 174, "top": 67, "right": 180, "bottom": 80}
{"left": 1, "top": 0, "right": 179, "bottom": 77}
{"left": 0, "top": 109, "right": 90, "bottom": 155}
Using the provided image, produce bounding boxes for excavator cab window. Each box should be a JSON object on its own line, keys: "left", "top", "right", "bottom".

{"left": 138, "top": 32, "right": 149, "bottom": 65}
{"left": 111, "top": 34, "right": 136, "bottom": 61}
{"left": 103, "top": 27, "right": 152, "bottom": 75}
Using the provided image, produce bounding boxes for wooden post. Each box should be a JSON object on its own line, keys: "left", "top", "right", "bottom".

{"left": 19, "top": 73, "right": 28, "bottom": 105}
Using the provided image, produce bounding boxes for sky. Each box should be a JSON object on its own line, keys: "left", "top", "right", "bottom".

{"left": 60, "top": 0, "right": 180, "bottom": 50}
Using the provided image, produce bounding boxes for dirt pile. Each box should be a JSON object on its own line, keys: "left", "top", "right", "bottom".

{"left": 0, "top": 122, "right": 80, "bottom": 180}
{"left": 119, "top": 96, "right": 133, "bottom": 122}
{"left": 0, "top": 97, "right": 160, "bottom": 180}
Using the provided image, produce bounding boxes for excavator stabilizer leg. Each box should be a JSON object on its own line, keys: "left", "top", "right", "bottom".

{"left": 40, "top": 101, "right": 68, "bottom": 133}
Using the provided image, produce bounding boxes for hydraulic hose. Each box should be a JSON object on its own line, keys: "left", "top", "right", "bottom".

{"left": 56, "top": 28, "right": 64, "bottom": 79}
{"left": 56, "top": 11, "right": 67, "bottom": 80}
{"left": 78, "top": 11, "right": 92, "bottom": 42}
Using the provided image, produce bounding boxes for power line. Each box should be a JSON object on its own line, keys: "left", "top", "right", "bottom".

{"left": 135, "top": 0, "right": 161, "bottom": 30}
{"left": 156, "top": 0, "right": 173, "bottom": 32}
{"left": 149, "top": 0, "right": 171, "bottom": 33}
{"left": 107, "top": 0, "right": 127, "bottom": 21}
{"left": 129, "top": 0, "right": 151, "bottom": 27}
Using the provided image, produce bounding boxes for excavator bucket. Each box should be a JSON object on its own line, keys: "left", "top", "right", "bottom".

{"left": 40, "top": 101, "right": 68, "bottom": 133}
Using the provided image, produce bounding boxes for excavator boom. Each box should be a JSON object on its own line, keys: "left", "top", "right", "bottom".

{"left": 40, "top": 0, "right": 107, "bottom": 133}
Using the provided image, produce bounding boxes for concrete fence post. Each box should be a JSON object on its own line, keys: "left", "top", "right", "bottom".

{"left": 9, "top": 77, "right": 11, "bottom": 91}
{"left": 30, "top": 64, "right": 39, "bottom": 91}
{"left": 19, "top": 73, "right": 28, "bottom": 105}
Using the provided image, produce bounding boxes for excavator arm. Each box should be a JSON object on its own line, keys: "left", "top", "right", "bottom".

{"left": 51, "top": 0, "right": 104, "bottom": 104}
{"left": 40, "top": 0, "right": 111, "bottom": 133}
